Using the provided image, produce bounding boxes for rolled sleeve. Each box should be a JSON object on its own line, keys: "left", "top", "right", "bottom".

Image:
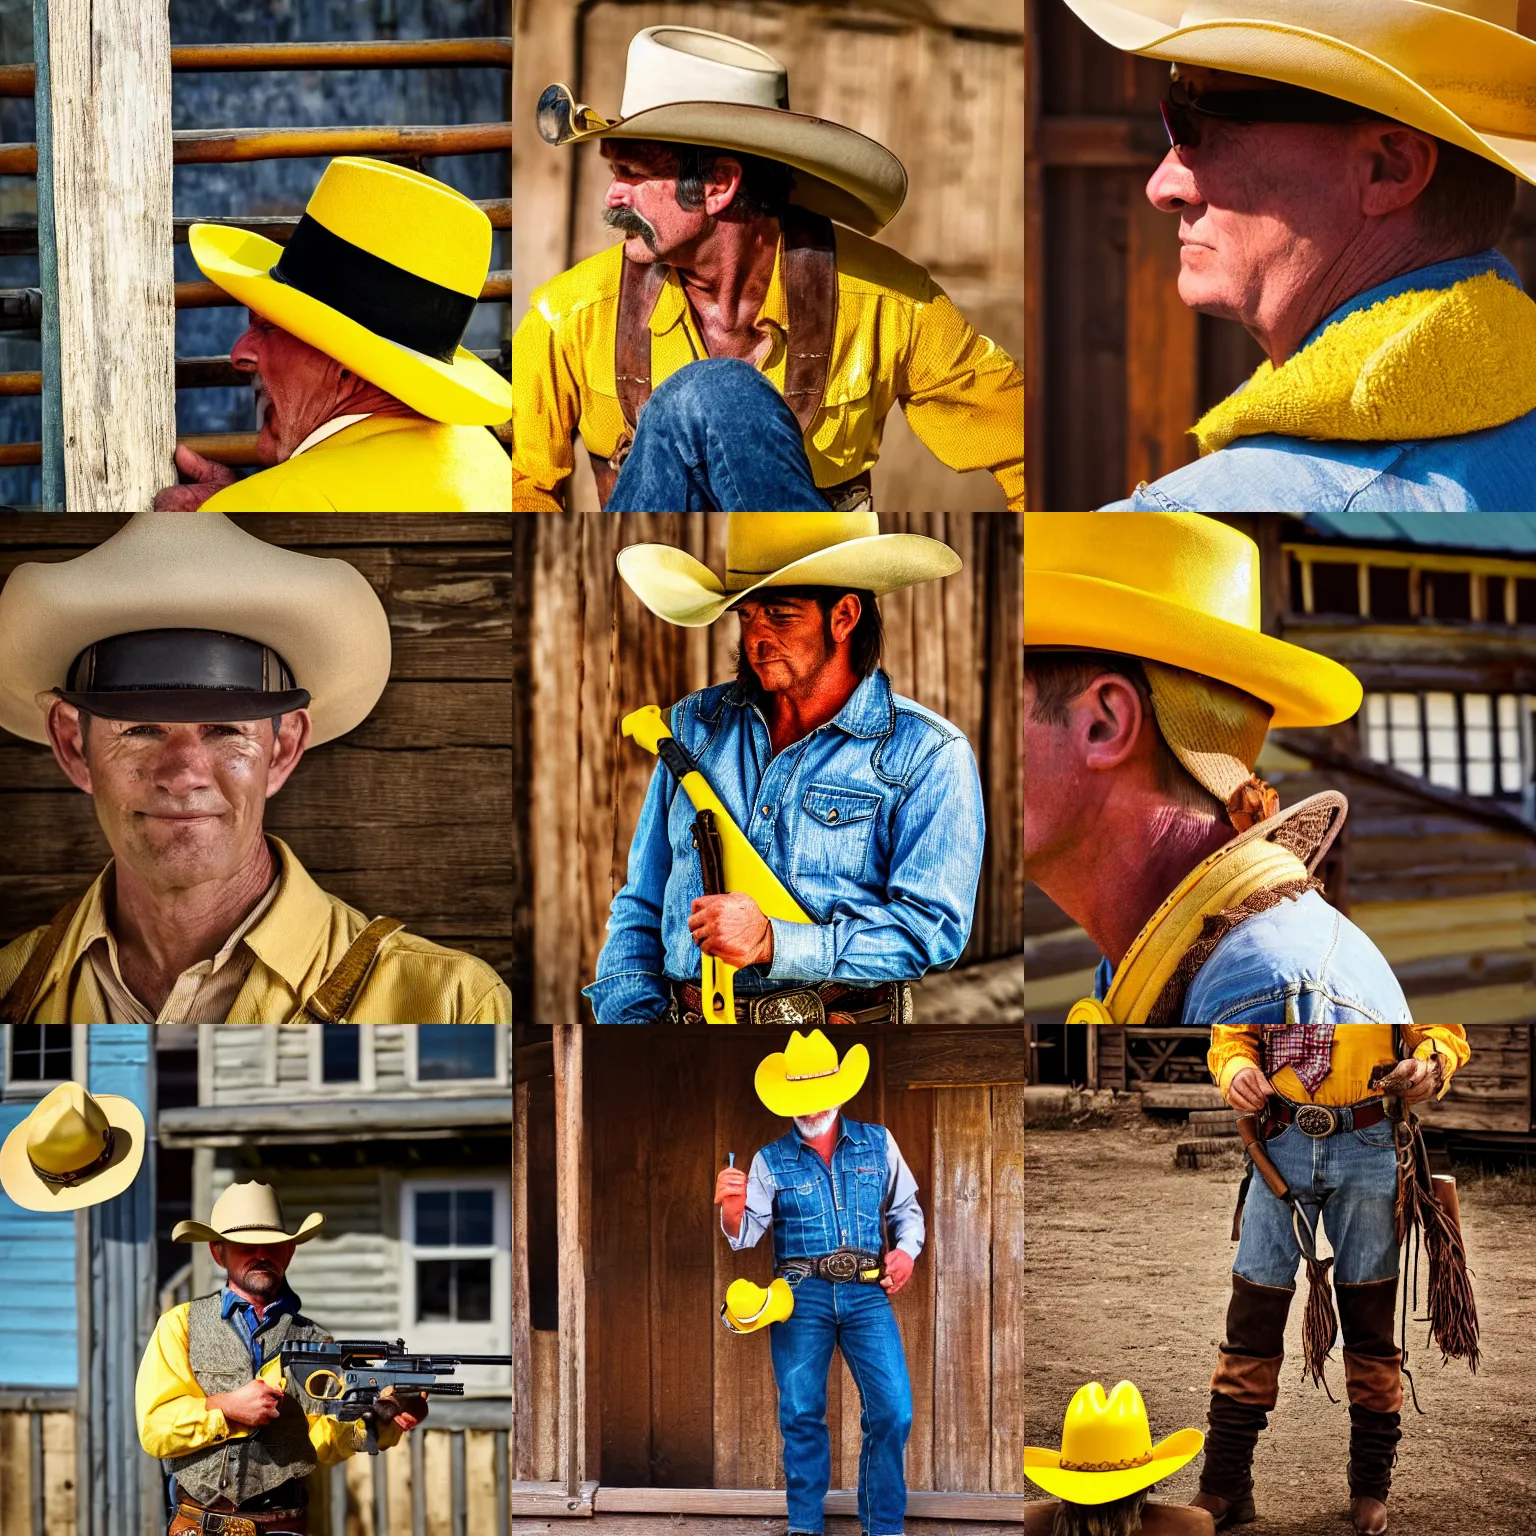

{"left": 136, "top": 1305, "right": 232, "bottom": 1459}
{"left": 722, "top": 1152, "right": 774, "bottom": 1252}
{"left": 884, "top": 1134, "right": 925, "bottom": 1261}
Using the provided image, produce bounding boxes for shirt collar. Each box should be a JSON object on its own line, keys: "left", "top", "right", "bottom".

{"left": 240, "top": 837, "right": 345, "bottom": 996}
{"left": 220, "top": 1282, "right": 301, "bottom": 1323}
{"left": 724, "top": 668, "right": 895, "bottom": 740}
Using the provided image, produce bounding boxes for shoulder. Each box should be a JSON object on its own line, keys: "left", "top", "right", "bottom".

{"left": 671, "top": 681, "right": 742, "bottom": 742}
{"left": 364, "top": 927, "right": 511, "bottom": 1025}
{"left": 888, "top": 690, "right": 968, "bottom": 747}
{"left": 529, "top": 245, "right": 625, "bottom": 330}
{"left": 882, "top": 685, "right": 974, "bottom": 778}
{"left": 831, "top": 227, "right": 938, "bottom": 307}
{"left": 0, "top": 924, "right": 47, "bottom": 995}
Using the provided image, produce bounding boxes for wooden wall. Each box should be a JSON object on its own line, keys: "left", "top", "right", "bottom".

{"left": 531, "top": 512, "right": 1023, "bottom": 1027}
{"left": 0, "top": 1407, "right": 75, "bottom": 1536}
{"left": 0, "top": 515, "right": 527, "bottom": 1017}
{"left": 514, "top": 0, "right": 1023, "bottom": 512}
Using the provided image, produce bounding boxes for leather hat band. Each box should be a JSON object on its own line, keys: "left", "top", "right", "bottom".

{"left": 271, "top": 214, "right": 478, "bottom": 364}
{"left": 31, "top": 1126, "right": 114, "bottom": 1186}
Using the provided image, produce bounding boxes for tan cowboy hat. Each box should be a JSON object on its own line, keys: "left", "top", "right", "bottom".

{"left": 0, "top": 1082, "right": 145, "bottom": 1213}
{"left": 191, "top": 158, "right": 511, "bottom": 425}
{"left": 172, "top": 1180, "right": 324, "bottom": 1246}
{"left": 618, "top": 512, "right": 961, "bottom": 628}
{"left": 755, "top": 1029, "right": 869, "bottom": 1118}
{"left": 537, "top": 26, "right": 908, "bottom": 235}
{"left": 0, "top": 512, "right": 390, "bottom": 747}
{"left": 721, "top": 1277, "right": 796, "bottom": 1334}
{"left": 1060, "top": 0, "right": 1536, "bottom": 185}
{"left": 1025, "top": 1381, "right": 1204, "bottom": 1505}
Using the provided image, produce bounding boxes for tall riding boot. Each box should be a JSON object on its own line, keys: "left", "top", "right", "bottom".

{"left": 1337, "top": 1278, "right": 1403, "bottom": 1536}
{"left": 1192, "top": 1275, "right": 1293, "bottom": 1529}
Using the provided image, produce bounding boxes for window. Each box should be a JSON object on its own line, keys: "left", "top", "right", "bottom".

{"left": 1364, "top": 691, "right": 1533, "bottom": 805}
{"left": 413, "top": 1190, "right": 494, "bottom": 1323}
{"left": 415, "top": 1026, "right": 496, "bottom": 1081}
{"left": 321, "top": 1025, "right": 360, "bottom": 1083}
{"left": 8, "top": 1025, "right": 73, "bottom": 1085}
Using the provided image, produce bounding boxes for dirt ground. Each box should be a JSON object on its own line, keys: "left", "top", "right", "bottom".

{"left": 1024, "top": 1104, "right": 1536, "bottom": 1536}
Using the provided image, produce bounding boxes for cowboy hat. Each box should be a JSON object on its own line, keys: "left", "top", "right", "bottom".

{"left": 1024, "top": 512, "right": 1361, "bottom": 729}
{"left": 1060, "top": 0, "right": 1536, "bottom": 185}
{"left": 721, "top": 1276, "right": 796, "bottom": 1334}
{"left": 190, "top": 158, "right": 511, "bottom": 426}
{"left": 0, "top": 1082, "right": 145, "bottom": 1213}
{"left": 172, "top": 1180, "right": 324, "bottom": 1246}
{"left": 1025, "top": 1381, "right": 1204, "bottom": 1506}
{"left": 755, "top": 1028, "right": 869, "bottom": 1118}
{"left": 536, "top": 26, "right": 908, "bottom": 236}
{"left": 0, "top": 512, "right": 391, "bottom": 747}
{"left": 618, "top": 512, "right": 961, "bottom": 628}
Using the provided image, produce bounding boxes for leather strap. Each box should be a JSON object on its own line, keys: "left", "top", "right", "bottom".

{"left": 676, "top": 979, "right": 905, "bottom": 1028}
{"left": 0, "top": 892, "right": 86, "bottom": 1024}
{"left": 297, "top": 917, "right": 404, "bottom": 1023}
{"left": 1264, "top": 1096, "right": 1389, "bottom": 1136}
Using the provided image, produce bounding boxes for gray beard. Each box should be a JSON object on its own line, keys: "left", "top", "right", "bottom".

{"left": 793, "top": 1108, "right": 840, "bottom": 1140}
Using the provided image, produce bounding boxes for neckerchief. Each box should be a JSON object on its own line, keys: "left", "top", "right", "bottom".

{"left": 1261, "top": 1022, "right": 1337, "bottom": 1094}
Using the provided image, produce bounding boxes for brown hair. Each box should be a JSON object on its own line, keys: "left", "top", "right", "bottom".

{"left": 1417, "top": 138, "right": 1518, "bottom": 254}
{"left": 1049, "top": 1490, "right": 1151, "bottom": 1536}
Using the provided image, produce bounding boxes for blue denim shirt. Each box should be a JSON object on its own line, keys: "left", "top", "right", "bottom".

{"left": 219, "top": 1283, "right": 303, "bottom": 1378}
{"left": 1093, "top": 889, "right": 1413, "bottom": 1024}
{"left": 584, "top": 669, "right": 985, "bottom": 1024}
{"left": 1103, "top": 252, "right": 1536, "bottom": 513}
{"left": 724, "top": 1117, "right": 926, "bottom": 1265}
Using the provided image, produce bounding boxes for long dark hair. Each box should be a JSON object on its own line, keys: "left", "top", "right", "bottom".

{"left": 732, "top": 586, "right": 884, "bottom": 697}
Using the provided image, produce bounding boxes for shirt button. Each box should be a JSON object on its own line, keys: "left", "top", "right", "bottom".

{"left": 760, "top": 806, "right": 770, "bottom": 818}
{"left": 827, "top": 809, "right": 839, "bottom": 822}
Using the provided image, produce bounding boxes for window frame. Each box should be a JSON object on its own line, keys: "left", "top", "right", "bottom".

{"left": 1362, "top": 689, "right": 1534, "bottom": 812}
{"left": 404, "top": 1026, "right": 507, "bottom": 1090}
{"left": 2, "top": 1023, "right": 83, "bottom": 1102}
{"left": 306, "top": 1023, "right": 377, "bottom": 1093}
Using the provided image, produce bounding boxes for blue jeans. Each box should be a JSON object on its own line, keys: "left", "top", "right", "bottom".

{"left": 769, "top": 1277, "right": 912, "bottom": 1535}
{"left": 606, "top": 358, "right": 833, "bottom": 511}
{"left": 1235, "top": 1112, "right": 1400, "bottom": 1288}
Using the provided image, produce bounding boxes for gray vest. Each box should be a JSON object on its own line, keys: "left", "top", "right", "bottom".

{"left": 165, "top": 1292, "right": 332, "bottom": 1508}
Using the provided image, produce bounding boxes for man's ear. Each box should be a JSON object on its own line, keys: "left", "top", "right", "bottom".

{"left": 264, "top": 709, "right": 312, "bottom": 799}
{"left": 828, "top": 593, "right": 861, "bottom": 647}
{"left": 1079, "top": 674, "right": 1151, "bottom": 773}
{"left": 1362, "top": 125, "right": 1439, "bottom": 218}
{"left": 703, "top": 154, "right": 745, "bottom": 217}
{"left": 45, "top": 700, "right": 93, "bottom": 793}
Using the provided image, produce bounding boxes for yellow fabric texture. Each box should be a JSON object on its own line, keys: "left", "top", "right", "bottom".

{"left": 1194, "top": 272, "right": 1536, "bottom": 455}
{"left": 0, "top": 838, "right": 511, "bottom": 1024}
{"left": 513, "top": 228, "right": 1024, "bottom": 510}
{"left": 1210, "top": 1025, "right": 1471, "bottom": 1106}
{"left": 200, "top": 418, "right": 511, "bottom": 512}
{"left": 1141, "top": 660, "right": 1273, "bottom": 807}
{"left": 136, "top": 1301, "right": 396, "bottom": 1463}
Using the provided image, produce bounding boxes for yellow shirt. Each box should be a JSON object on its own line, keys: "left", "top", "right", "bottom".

{"left": 513, "top": 227, "right": 1024, "bottom": 510}
{"left": 136, "top": 1301, "right": 400, "bottom": 1463}
{"left": 1209, "top": 1025, "right": 1470, "bottom": 1106}
{"left": 0, "top": 837, "right": 511, "bottom": 1024}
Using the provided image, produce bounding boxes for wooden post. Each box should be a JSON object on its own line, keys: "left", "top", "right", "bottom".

{"left": 44, "top": 0, "right": 175, "bottom": 509}
{"left": 31, "top": 0, "right": 64, "bottom": 508}
{"left": 512, "top": 1081, "right": 534, "bottom": 1480}
{"left": 513, "top": 0, "right": 579, "bottom": 327}
{"left": 552, "top": 1023, "right": 588, "bottom": 1497}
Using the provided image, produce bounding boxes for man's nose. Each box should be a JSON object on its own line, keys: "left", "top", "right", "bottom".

{"left": 151, "top": 729, "right": 219, "bottom": 794}
{"left": 229, "top": 326, "right": 261, "bottom": 371}
{"left": 1146, "top": 148, "right": 1201, "bottom": 214}
{"left": 605, "top": 179, "right": 630, "bottom": 209}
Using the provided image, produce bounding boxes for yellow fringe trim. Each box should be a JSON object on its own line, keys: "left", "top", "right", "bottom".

{"left": 1193, "top": 272, "right": 1536, "bottom": 456}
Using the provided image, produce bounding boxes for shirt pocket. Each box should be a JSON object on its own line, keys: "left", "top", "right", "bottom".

{"left": 794, "top": 784, "right": 881, "bottom": 883}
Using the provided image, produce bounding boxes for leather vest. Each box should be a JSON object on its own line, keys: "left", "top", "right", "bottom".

{"left": 165, "top": 1293, "right": 331, "bottom": 1507}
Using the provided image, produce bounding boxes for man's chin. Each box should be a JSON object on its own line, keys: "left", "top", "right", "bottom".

{"left": 256, "top": 425, "right": 284, "bottom": 468}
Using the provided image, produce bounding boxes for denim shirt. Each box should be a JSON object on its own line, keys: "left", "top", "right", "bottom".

{"left": 724, "top": 1117, "right": 926, "bottom": 1265}
{"left": 1092, "top": 889, "right": 1413, "bottom": 1024}
{"left": 219, "top": 1283, "right": 303, "bottom": 1378}
{"left": 584, "top": 669, "right": 985, "bottom": 1024}
{"left": 1103, "top": 252, "right": 1536, "bottom": 513}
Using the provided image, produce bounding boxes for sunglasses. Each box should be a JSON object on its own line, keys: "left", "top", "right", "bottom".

{"left": 1160, "top": 80, "right": 1378, "bottom": 149}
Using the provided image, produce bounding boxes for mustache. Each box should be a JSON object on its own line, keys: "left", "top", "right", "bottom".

{"left": 603, "top": 205, "right": 658, "bottom": 252}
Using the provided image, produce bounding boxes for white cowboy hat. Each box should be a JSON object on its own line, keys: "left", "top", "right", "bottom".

{"left": 1060, "top": 0, "right": 1536, "bottom": 185}
{"left": 537, "top": 26, "right": 908, "bottom": 235}
{"left": 172, "top": 1180, "right": 324, "bottom": 1246}
{"left": 0, "top": 1082, "right": 145, "bottom": 1213}
{"left": 617, "top": 512, "right": 961, "bottom": 628}
{"left": 0, "top": 513, "right": 390, "bottom": 747}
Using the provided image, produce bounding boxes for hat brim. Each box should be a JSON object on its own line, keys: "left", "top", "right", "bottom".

{"left": 1059, "top": 0, "right": 1536, "bottom": 185}
{"left": 1024, "top": 570, "right": 1362, "bottom": 730}
{"left": 0, "top": 1095, "right": 146, "bottom": 1213}
{"left": 189, "top": 225, "right": 511, "bottom": 427}
{"left": 755, "top": 1041, "right": 870, "bottom": 1118}
{"left": 721, "top": 1277, "right": 795, "bottom": 1333}
{"left": 618, "top": 534, "right": 961, "bottom": 628}
{"left": 172, "top": 1210, "right": 325, "bottom": 1246}
{"left": 1023, "top": 1429, "right": 1205, "bottom": 1505}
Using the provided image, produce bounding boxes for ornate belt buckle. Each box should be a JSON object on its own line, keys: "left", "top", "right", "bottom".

{"left": 822, "top": 1250, "right": 859, "bottom": 1282}
{"left": 750, "top": 988, "right": 825, "bottom": 1031}
{"left": 1294, "top": 1103, "right": 1338, "bottom": 1139}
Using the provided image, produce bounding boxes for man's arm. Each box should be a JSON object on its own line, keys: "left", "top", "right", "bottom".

{"left": 511, "top": 304, "right": 580, "bottom": 512}
{"left": 1402, "top": 1026, "right": 1470, "bottom": 1099}
{"left": 1209, "top": 1026, "right": 1270, "bottom": 1109}
{"left": 716, "top": 1151, "right": 774, "bottom": 1251}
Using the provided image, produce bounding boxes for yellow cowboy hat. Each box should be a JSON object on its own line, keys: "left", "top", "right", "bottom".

{"left": 721, "top": 1277, "right": 796, "bottom": 1334}
{"left": 1024, "top": 512, "right": 1361, "bottom": 729}
{"left": 1059, "top": 0, "right": 1536, "bottom": 185}
{"left": 172, "top": 1181, "right": 324, "bottom": 1246}
{"left": 0, "top": 1082, "right": 145, "bottom": 1213}
{"left": 1025, "top": 1381, "right": 1204, "bottom": 1506}
{"left": 190, "top": 157, "right": 511, "bottom": 426}
{"left": 754, "top": 1029, "right": 869, "bottom": 1118}
{"left": 618, "top": 513, "right": 961, "bottom": 628}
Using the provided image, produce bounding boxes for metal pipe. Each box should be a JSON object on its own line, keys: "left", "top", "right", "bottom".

{"left": 173, "top": 269, "right": 509, "bottom": 308}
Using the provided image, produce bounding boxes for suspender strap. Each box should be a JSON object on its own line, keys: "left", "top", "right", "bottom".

{"left": 0, "top": 893, "right": 86, "bottom": 1024}
{"left": 298, "top": 917, "right": 404, "bottom": 1023}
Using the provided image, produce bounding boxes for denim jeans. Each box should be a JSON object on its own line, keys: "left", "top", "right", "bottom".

{"left": 769, "top": 1277, "right": 913, "bottom": 1535}
{"left": 1235, "top": 1113, "right": 1400, "bottom": 1288}
{"left": 606, "top": 358, "right": 834, "bottom": 511}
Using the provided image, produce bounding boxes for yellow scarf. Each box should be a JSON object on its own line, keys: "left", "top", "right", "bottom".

{"left": 1193, "top": 271, "right": 1536, "bottom": 456}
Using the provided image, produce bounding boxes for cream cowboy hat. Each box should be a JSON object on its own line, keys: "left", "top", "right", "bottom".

{"left": 1025, "top": 1381, "right": 1204, "bottom": 1505}
{"left": 721, "top": 1277, "right": 796, "bottom": 1334}
{"left": 0, "top": 512, "right": 390, "bottom": 747}
{"left": 618, "top": 512, "right": 961, "bottom": 628}
{"left": 1024, "top": 512, "right": 1361, "bottom": 729}
{"left": 536, "top": 26, "right": 908, "bottom": 236}
{"left": 0, "top": 1082, "right": 145, "bottom": 1213}
{"left": 1060, "top": 0, "right": 1536, "bottom": 185}
{"left": 172, "top": 1180, "right": 324, "bottom": 1246}
{"left": 190, "top": 158, "right": 511, "bottom": 425}
{"left": 755, "top": 1029, "right": 869, "bottom": 1118}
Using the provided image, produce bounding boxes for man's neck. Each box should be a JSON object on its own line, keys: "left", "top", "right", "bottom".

{"left": 671, "top": 217, "right": 781, "bottom": 354}
{"left": 226, "top": 1281, "right": 283, "bottom": 1319}
{"left": 288, "top": 385, "right": 420, "bottom": 457}
{"left": 762, "top": 663, "right": 862, "bottom": 756}
{"left": 802, "top": 1117, "right": 840, "bottom": 1164}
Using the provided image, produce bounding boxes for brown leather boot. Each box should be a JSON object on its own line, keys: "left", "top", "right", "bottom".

{"left": 1350, "top": 1495, "right": 1389, "bottom": 1534}
{"left": 1190, "top": 1489, "right": 1257, "bottom": 1528}
{"left": 1338, "top": 1278, "right": 1402, "bottom": 1532}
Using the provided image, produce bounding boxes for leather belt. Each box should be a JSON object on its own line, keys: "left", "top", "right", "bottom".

{"left": 778, "top": 1248, "right": 884, "bottom": 1284}
{"left": 1264, "top": 1095, "right": 1388, "bottom": 1139}
{"left": 674, "top": 980, "right": 911, "bottom": 1029}
{"left": 173, "top": 1503, "right": 307, "bottom": 1536}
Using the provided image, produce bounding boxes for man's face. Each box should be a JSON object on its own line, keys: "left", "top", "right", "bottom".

{"left": 733, "top": 594, "right": 852, "bottom": 695}
{"left": 793, "top": 1105, "right": 842, "bottom": 1140}
{"left": 229, "top": 310, "right": 352, "bottom": 466}
{"left": 599, "top": 141, "right": 715, "bottom": 265}
{"left": 1023, "top": 674, "right": 1087, "bottom": 882}
{"left": 212, "top": 1239, "right": 296, "bottom": 1302}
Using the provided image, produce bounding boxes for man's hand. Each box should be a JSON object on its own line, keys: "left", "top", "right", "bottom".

{"left": 374, "top": 1387, "right": 429, "bottom": 1434}
{"left": 714, "top": 1165, "right": 747, "bottom": 1236}
{"left": 689, "top": 893, "right": 773, "bottom": 968}
{"left": 1226, "top": 1066, "right": 1275, "bottom": 1115}
{"left": 207, "top": 1377, "right": 284, "bottom": 1430}
{"left": 880, "top": 1250, "right": 914, "bottom": 1296}
{"left": 1377, "top": 1055, "right": 1441, "bottom": 1104}
{"left": 153, "top": 445, "right": 239, "bottom": 509}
